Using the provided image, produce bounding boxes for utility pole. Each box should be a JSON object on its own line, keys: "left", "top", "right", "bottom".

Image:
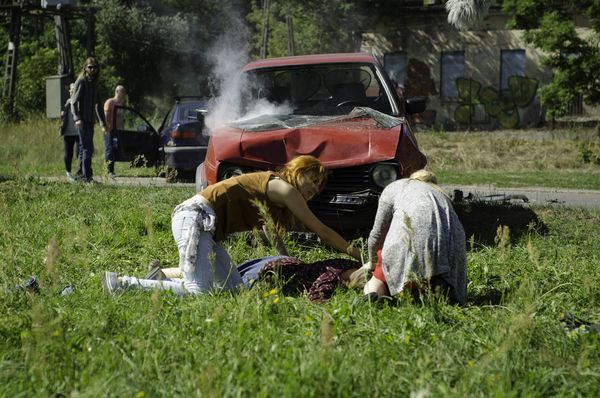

{"left": 54, "top": 14, "right": 73, "bottom": 77}
{"left": 0, "top": 1, "right": 96, "bottom": 119}
{"left": 85, "top": 7, "right": 95, "bottom": 56}
{"left": 286, "top": 15, "right": 295, "bottom": 56}
{"left": 260, "top": 0, "right": 269, "bottom": 59}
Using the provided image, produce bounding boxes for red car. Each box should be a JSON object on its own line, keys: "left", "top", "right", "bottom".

{"left": 196, "top": 53, "right": 427, "bottom": 235}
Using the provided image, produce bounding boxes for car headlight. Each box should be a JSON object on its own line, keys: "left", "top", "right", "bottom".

{"left": 219, "top": 165, "right": 245, "bottom": 181}
{"left": 371, "top": 164, "right": 397, "bottom": 188}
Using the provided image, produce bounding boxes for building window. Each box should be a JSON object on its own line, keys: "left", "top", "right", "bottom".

{"left": 440, "top": 51, "right": 465, "bottom": 98}
{"left": 383, "top": 52, "right": 408, "bottom": 91}
{"left": 500, "top": 49, "right": 525, "bottom": 90}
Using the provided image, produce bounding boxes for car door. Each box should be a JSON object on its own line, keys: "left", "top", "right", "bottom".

{"left": 110, "top": 106, "right": 160, "bottom": 166}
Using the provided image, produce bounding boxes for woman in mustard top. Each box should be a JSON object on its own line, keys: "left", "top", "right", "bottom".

{"left": 102, "top": 155, "right": 364, "bottom": 295}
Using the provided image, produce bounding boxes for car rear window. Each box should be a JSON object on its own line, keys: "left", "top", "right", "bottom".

{"left": 175, "top": 101, "right": 207, "bottom": 123}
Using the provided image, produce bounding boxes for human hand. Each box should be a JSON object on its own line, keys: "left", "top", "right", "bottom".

{"left": 346, "top": 266, "right": 372, "bottom": 289}
{"left": 75, "top": 120, "right": 82, "bottom": 128}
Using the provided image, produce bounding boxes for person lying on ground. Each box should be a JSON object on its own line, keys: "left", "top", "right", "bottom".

{"left": 143, "top": 255, "right": 365, "bottom": 302}
{"left": 362, "top": 169, "right": 467, "bottom": 305}
{"left": 102, "top": 155, "right": 364, "bottom": 296}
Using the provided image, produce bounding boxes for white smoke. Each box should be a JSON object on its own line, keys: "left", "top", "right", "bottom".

{"left": 446, "top": 0, "right": 491, "bottom": 31}
{"left": 204, "top": 36, "right": 250, "bottom": 132}
{"left": 204, "top": 10, "right": 295, "bottom": 133}
{"left": 236, "top": 98, "right": 293, "bottom": 122}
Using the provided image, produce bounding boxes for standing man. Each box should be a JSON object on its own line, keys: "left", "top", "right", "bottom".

{"left": 103, "top": 85, "right": 126, "bottom": 177}
{"left": 71, "top": 57, "right": 107, "bottom": 183}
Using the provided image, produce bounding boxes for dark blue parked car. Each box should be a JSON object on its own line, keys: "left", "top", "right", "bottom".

{"left": 109, "top": 96, "right": 209, "bottom": 179}
{"left": 158, "top": 96, "right": 209, "bottom": 176}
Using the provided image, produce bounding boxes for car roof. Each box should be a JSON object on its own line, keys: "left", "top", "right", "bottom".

{"left": 242, "top": 52, "right": 380, "bottom": 71}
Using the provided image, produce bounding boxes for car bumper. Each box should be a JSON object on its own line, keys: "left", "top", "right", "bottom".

{"left": 163, "top": 146, "right": 207, "bottom": 170}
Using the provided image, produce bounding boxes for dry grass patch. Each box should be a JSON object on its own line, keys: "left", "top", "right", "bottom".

{"left": 418, "top": 128, "right": 600, "bottom": 172}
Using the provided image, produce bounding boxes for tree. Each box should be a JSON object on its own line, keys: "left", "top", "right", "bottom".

{"left": 447, "top": 0, "right": 600, "bottom": 119}
{"left": 91, "top": 0, "right": 251, "bottom": 113}
{"left": 503, "top": 0, "right": 600, "bottom": 119}
{"left": 247, "top": 0, "right": 364, "bottom": 59}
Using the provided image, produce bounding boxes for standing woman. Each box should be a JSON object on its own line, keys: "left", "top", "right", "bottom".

{"left": 71, "top": 57, "right": 107, "bottom": 183}
{"left": 103, "top": 155, "right": 363, "bottom": 295}
{"left": 363, "top": 170, "right": 467, "bottom": 305}
{"left": 59, "top": 83, "right": 80, "bottom": 181}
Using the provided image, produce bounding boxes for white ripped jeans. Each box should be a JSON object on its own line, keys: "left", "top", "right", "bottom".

{"left": 122, "top": 207, "right": 243, "bottom": 295}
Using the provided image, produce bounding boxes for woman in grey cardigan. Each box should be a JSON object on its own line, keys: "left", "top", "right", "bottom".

{"left": 364, "top": 170, "right": 467, "bottom": 305}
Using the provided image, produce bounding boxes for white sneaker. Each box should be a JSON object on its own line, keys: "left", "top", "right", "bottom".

{"left": 102, "top": 271, "right": 123, "bottom": 295}
{"left": 66, "top": 171, "right": 76, "bottom": 182}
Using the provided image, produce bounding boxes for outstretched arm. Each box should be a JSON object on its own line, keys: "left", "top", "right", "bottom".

{"left": 266, "top": 179, "right": 361, "bottom": 261}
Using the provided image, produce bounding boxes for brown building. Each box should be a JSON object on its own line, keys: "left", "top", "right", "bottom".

{"left": 360, "top": 0, "right": 598, "bottom": 130}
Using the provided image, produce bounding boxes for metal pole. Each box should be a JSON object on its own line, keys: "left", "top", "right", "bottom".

{"left": 54, "top": 14, "right": 74, "bottom": 78}
{"left": 86, "top": 7, "right": 96, "bottom": 57}
{"left": 260, "top": 0, "right": 269, "bottom": 59}
{"left": 286, "top": 15, "right": 295, "bottom": 56}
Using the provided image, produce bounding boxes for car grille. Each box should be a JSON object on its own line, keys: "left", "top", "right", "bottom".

{"left": 322, "top": 164, "right": 382, "bottom": 193}
{"left": 307, "top": 163, "right": 389, "bottom": 214}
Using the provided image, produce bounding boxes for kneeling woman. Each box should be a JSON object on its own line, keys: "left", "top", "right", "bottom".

{"left": 103, "top": 155, "right": 362, "bottom": 295}
{"left": 363, "top": 170, "right": 467, "bottom": 305}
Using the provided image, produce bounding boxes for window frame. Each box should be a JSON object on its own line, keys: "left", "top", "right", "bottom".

{"left": 440, "top": 50, "right": 465, "bottom": 99}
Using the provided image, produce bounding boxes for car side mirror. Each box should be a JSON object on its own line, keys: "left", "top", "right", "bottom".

{"left": 405, "top": 96, "right": 427, "bottom": 115}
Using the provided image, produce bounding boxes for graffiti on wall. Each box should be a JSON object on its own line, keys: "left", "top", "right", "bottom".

{"left": 454, "top": 76, "right": 539, "bottom": 128}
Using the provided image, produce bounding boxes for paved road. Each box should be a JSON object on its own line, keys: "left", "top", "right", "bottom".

{"left": 43, "top": 176, "right": 600, "bottom": 209}
{"left": 442, "top": 184, "right": 600, "bottom": 209}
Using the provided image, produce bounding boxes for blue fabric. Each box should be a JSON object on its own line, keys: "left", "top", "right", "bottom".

{"left": 103, "top": 133, "right": 115, "bottom": 173}
{"left": 236, "top": 255, "right": 291, "bottom": 288}
{"left": 78, "top": 122, "right": 94, "bottom": 181}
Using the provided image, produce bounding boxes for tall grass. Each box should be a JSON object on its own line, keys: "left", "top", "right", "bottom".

{"left": 1, "top": 118, "right": 599, "bottom": 396}
{"left": 0, "top": 179, "right": 598, "bottom": 397}
{"left": 418, "top": 127, "right": 600, "bottom": 189}
{"left": 0, "top": 117, "right": 159, "bottom": 179}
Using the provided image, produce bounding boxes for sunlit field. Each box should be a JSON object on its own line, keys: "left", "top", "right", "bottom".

{"left": 0, "top": 118, "right": 598, "bottom": 396}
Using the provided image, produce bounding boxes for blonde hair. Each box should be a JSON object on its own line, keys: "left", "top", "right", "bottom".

{"left": 409, "top": 169, "right": 437, "bottom": 184}
{"left": 410, "top": 169, "right": 451, "bottom": 199}
{"left": 278, "top": 155, "right": 327, "bottom": 193}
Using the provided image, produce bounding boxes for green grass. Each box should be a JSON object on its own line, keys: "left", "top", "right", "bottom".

{"left": 0, "top": 179, "right": 599, "bottom": 397}
{"left": 417, "top": 127, "right": 600, "bottom": 189}
{"left": 0, "top": 117, "right": 159, "bottom": 179}
{"left": 1, "top": 118, "right": 599, "bottom": 396}
{"left": 437, "top": 169, "right": 600, "bottom": 189}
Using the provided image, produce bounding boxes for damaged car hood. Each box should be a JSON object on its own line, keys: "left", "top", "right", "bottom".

{"left": 217, "top": 108, "right": 407, "bottom": 168}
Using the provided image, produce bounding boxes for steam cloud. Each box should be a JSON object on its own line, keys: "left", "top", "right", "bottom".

{"left": 204, "top": 12, "right": 293, "bottom": 133}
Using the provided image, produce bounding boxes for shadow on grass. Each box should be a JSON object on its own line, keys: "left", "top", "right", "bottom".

{"left": 455, "top": 201, "right": 548, "bottom": 305}
{"left": 454, "top": 201, "right": 548, "bottom": 249}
